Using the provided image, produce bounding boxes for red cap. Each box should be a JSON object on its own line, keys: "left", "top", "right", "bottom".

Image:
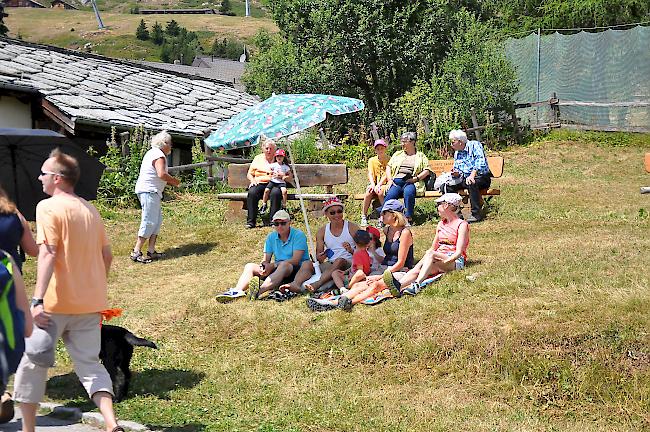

{"left": 366, "top": 226, "right": 381, "bottom": 240}
{"left": 275, "top": 148, "right": 286, "bottom": 157}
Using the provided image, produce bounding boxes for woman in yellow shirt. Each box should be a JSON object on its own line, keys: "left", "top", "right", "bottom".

{"left": 361, "top": 139, "right": 389, "bottom": 226}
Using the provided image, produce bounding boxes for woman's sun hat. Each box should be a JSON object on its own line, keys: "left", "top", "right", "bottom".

{"left": 435, "top": 193, "right": 463, "bottom": 207}
{"left": 380, "top": 199, "right": 404, "bottom": 214}
{"left": 322, "top": 197, "right": 344, "bottom": 213}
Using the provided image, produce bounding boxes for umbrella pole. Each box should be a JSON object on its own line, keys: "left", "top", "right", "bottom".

{"left": 285, "top": 139, "right": 321, "bottom": 281}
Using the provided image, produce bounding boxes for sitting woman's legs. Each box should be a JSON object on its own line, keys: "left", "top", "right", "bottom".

{"left": 402, "top": 182, "right": 416, "bottom": 219}
{"left": 332, "top": 269, "right": 346, "bottom": 289}
{"left": 415, "top": 250, "right": 455, "bottom": 283}
{"left": 384, "top": 181, "right": 404, "bottom": 203}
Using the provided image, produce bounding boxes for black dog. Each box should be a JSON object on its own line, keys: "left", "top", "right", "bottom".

{"left": 99, "top": 324, "right": 157, "bottom": 402}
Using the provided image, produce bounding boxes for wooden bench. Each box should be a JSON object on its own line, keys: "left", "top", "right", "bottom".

{"left": 217, "top": 163, "right": 349, "bottom": 214}
{"left": 354, "top": 156, "right": 504, "bottom": 201}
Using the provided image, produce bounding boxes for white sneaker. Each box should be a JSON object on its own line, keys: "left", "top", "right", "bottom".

{"left": 215, "top": 288, "right": 245, "bottom": 303}
{"left": 360, "top": 216, "right": 368, "bottom": 226}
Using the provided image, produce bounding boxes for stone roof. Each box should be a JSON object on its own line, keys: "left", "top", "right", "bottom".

{"left": 0, "top": 37, "right": 259, "bottom": 137}
{"left": 139, "top": 60, "right": 246, "bottom": 91}
{"left": 191, "top": 55, "right": 246, "bottom": 85}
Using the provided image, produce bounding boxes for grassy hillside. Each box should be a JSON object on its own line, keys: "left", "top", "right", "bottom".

{"left": 4, "top": 7, "right": 276, "bottom": 59}
{"left": 18, "top": 132, "right": 650, "bottom": 431}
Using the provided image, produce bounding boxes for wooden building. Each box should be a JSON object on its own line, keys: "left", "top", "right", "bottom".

{"left": 5, "top": 0, "right": 45, "bottom": 8}
{"left": 50, "top": 0, "right": 78, "bottom": 10}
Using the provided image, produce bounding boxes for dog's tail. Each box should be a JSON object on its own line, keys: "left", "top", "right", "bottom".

{"left": 124, "top": 332, "right": 158, "bottom": 349}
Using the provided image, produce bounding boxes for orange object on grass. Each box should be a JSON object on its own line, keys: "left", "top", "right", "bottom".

{"left": 100, "top": 308, "right": 123, "bottom": 322}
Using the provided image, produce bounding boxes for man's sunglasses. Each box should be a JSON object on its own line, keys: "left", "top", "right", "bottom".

{"left": 328, "top": 209, "right": 343, "bottom": 215}
{"left": 273, "top": 221, "right": 289, "bottom": 226}
{"left": 40, "top": 170, "right": 65, "bottom": 177}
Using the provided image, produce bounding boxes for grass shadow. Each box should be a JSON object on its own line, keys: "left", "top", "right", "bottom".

{"left": 162, "top": 242, "right": 218, "bottom": 259}
{"left": 46, "top": 368, "right": 206, "bottom": 405}
{"left": 131, "top": 368, "right": 206, "bottom": 400}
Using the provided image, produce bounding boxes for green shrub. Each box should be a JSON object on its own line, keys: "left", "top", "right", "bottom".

{"left": 393, "top": 11, "right": 518, "bottom": 153}
{"left": 98, "top": 126, "right": 151, "bottom": 208}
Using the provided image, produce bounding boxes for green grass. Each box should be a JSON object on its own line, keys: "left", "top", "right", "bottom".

{"left": 17, "top": 133, "right": 650, "bottom": 431}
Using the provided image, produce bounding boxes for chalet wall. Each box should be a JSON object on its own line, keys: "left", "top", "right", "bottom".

{"left": 0, "top": 95, "right": 32, "bottom": 128}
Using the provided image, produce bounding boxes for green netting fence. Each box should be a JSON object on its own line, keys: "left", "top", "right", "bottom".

{"left": 505, "top": 25, "right": 650, "bottom": 132}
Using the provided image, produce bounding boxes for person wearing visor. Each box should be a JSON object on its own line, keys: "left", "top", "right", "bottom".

{"left": 384, "top": 131, "right": 431, "bottom": 224}
{"left": 383, "top": 193, "right": 469, "bottom": 297}
{"left": 215, "top": 210, "right": 312, "bottom": 302}
{"left": 361, "top": 138, "right": 390, "bottom": 226}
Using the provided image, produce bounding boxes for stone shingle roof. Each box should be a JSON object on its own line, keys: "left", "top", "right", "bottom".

{"left": 138, "top": 60, "right": 246, "bottom": 91}
{"left": 191, "top": 55, "right": 246, "bottom": 84}
{"left": 0, "top": 37, "right": 259, "bottom": 137}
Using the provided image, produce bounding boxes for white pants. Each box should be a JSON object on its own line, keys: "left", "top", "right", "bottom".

{"left": 13, "top": 313, "right": 114, "bottom": 403}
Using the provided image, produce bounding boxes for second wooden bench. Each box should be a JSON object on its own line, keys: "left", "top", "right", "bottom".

{"left": 217, "top": 163, "right": 349, "bottom": 214}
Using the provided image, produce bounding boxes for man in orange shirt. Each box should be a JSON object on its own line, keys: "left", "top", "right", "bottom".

{"left": 13, "top": 149, "right": 124, "bottom": 432}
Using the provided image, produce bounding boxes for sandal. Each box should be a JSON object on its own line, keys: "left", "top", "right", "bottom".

{"left": 146, "top": 250, "right": 165, "bottom": 260}
{"left": 0, "top": 392, "right": 14, "bottom": 424}
{"left": 130, "top": 251, "right": 152, "bottom": 264}
{"left": 110, "top": 426, "right": 126, "bottom": 432}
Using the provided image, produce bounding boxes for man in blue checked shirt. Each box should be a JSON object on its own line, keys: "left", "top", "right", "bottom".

{"left": 446, "top": 129, "right": 492, "bottom": 223}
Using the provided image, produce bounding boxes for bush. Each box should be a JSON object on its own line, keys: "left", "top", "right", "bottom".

{"left": 394, "top": 11, "right": 518, "bottom": 153}
{"left": 98, "top": 126, "right": 151, "bottom": 208}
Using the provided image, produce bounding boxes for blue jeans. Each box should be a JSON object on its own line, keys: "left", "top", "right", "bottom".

{"left": 385, "top": 178, "right": 416, "bottom": 218}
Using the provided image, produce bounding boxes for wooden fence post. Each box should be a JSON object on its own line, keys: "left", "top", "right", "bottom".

{"left": 119, "top": 132, "right": 130, "bottom": 156}
{"left": 550, "top": 92, "right": 560, "bottom": 125}
{"left": 470, "top": 108, "right": 482, "bottom": 141}
{"left": 510, "top": 104, "right": 521, "bottom": 144}
{"left": 204, "top": 145, "right": 214, "bottom": 185}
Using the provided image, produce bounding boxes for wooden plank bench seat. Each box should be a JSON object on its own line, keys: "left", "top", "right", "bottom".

{"left": 353, "top": 156, "right": 504, "bottom": 200}
{"left": 217, "top": 163, "right": 349, "bottom": 213}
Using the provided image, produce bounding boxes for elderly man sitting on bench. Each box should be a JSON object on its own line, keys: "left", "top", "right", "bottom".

{"left": 445, "top": 130, "right": 492, "bottom": 223}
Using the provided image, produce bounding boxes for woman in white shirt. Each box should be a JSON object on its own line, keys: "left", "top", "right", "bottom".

{"left": 130, "top": 131, "right": 180, "bottom": 263}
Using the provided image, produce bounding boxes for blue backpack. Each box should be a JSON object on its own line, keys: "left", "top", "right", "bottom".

{"left": 0, "top": 250, "right": 26, "bottom": 386}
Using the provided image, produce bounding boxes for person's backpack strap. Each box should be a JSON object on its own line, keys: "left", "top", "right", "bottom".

{"left": 0, "top": 251, "right": 16, "bottom": 350}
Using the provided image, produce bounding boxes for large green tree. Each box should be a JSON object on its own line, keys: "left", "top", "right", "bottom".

{"left": 136, "top": 19, "right": 149, "bottom": 41}
{"left": 246, "top": 1, "right": 469, "bottom": 117}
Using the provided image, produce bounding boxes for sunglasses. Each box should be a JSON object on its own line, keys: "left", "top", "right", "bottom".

{"left": 328, "top": 209, "right": 343, "bottom": 215}
{"left": 40, "top": 170, "right": 64, "bottom": 177}
{"left": 273, "top": 221, "right": 289, "bottom": 226}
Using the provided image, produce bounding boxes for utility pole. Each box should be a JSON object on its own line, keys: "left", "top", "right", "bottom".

{"left": 245, "top": 0, "right": 250, "bottom": 17}
{"left": 90, "top": 0, "right": 105, "bottom": 30}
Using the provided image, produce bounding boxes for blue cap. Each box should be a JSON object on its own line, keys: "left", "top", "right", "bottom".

{"left": 381, "top": 199, "right": 404, "bottom": 214}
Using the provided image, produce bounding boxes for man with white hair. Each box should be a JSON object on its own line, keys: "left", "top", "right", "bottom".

{"left": 447, "top": 130, "right": 491, "bottom": 223}
{"left": 131, "top": 131, "right": 180, "bottom": 263}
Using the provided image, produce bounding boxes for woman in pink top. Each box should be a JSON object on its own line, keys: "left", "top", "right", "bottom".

{"left": 384, "top": 193, "right": 469, "bottom": 297}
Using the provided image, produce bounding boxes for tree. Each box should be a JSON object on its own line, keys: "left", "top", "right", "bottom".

{"left": 0, "top": 1, "right": 9, "bottom": 37}
{"left": 165, "top": 19, "right": 180, "bottom": 36}
{"left": 151, "top": 22, "right": 164, "bottom": 45}
{"left": 245, "top": 0, "right": 463, "bottom": 120}
{"left": 211, "top": 36, "right": 244, "bottom": 60}
{"left": 135, "top": 19, "right": 149, "bottom": 41}
{"left": 160, "top": 29, "right": 201, "bottom": 65}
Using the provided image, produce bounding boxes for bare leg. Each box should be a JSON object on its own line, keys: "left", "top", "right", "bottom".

{"left": 262, "top": 188, "right": 270, "bottom": 205}
{"left": 235, "top": 262, "right": 266, "bottom": 292}
{"left": 92, "top": 391, "right": 118, "bottom": 432}
{"left": 147, "top": 234, "right": 158, "bottom": 254}
{"left": 259, "top": 262, "right": 293, "bottom": 295}
{"left": 281, "top": 188, "right": 288, "bottom": 208}
{"left": 362, "top": 191, "right": 376, "bottom": 217}
{"left": 133, "top": 236, "right": 147, "bottom": 253}
{"left": 348, "top": 270, "right": 366, "bottom": 289}
{"left": 305, "top": 258, "right": 348, "bottom": 292}
{"left": 415, "top": 250, "right": 451, "bottom": 283}
{"left": 279, "top": 261, "right": 314, "bottom": 293}
{"left": 377, "top": 188, "right": 385, "bottom": 205}
{"left": 350, "top": 280, "right": 384, "bottom": 304}
{"left": 19, "top": 402, "right": 38, "bottom": 432}
{"left": 331, "top": 269, "right": 346, "bottom": 289}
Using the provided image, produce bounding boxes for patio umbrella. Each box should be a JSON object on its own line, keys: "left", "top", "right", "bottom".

{"left": 0, "top": 128, "right": 105, "bottom": 221}
{"left": 205, "top": 94, "right": 365, "bottom": 283}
